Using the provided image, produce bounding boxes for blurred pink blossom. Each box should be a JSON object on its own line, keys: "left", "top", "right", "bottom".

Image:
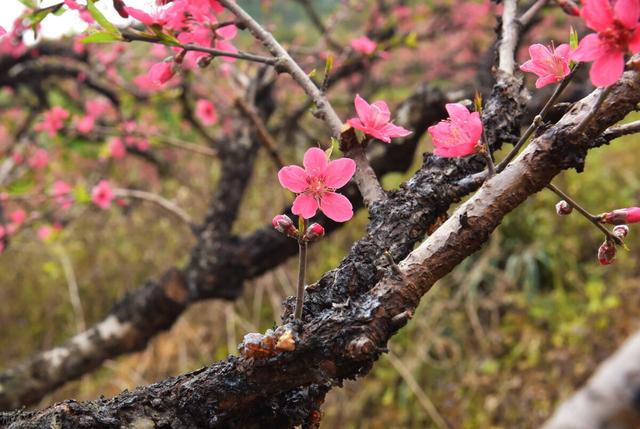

{"left": 91, "top": 180, "right": 115, "bottom": 209}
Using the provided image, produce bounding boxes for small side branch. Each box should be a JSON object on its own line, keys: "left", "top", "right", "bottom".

{"left": 114, "top": 189, "right": 193, "bottom": 226}
{"left": 234, "top": 97, "right": 284, "bottom": 169}
{"left": 219, "top": 0, "right": 385, "bottom": 206}
{"left": 602, "top": 120, "right": 640, "bottom": 141}
{"left": 546, "top": 183, "right": 623, "bottom": 245}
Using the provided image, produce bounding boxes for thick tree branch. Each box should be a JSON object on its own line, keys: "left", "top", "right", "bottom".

{"left": 0, "top": 83, "right": 447, "bottom": 411}
{"left": 4, "top": 53, "right": 639, "bottom": 429}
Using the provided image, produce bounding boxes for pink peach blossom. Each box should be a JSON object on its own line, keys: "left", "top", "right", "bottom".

{"left": 0, "top": 27, "right": 6, "bottom": 37}
{"left": 91, "top": 180, "right": 115, "bottom": 209}
{"left": 346, "top": 94, "right": 412, "bottom": 143}
{"left": 148, "top": 62, "right": 176, "bottom": 86}
{"left": 37, "top": 225, "right": 54, "bottom": 242}
{"left": 108, "top": 137, "right": 127, "bottom": 159}
{"left": 76, "top": 115, "right": 95, "bottom": 134}
{"left": 278, "top": 148, "right": 356, "bottom": 222}
{"left": 28, "top": 149, "right": 50, "bottom": 170}
{"left": 571, "top": 0, "right": 640, "bottom": 87}
{"left": 35, "top": 107, "right": 69, "bottom": 137}
{"left": 351, "top": 36, "right": 377, "bottom": 55}
{"left": 53, "top": 180, "right": 74, "bottom": 209}
{"left": 11, "top": 152, "right": 23, "bottom": 164}
{"left": 520, "top": 43, "right": 571, "bottom": 88}
{"left": 9, "top": 209, "right": 26, "bottom": 226}
{"left": 85, "top": 99, "right": 112, "bottom": 117}
{"left": 428, "top": 103, "right": 482, "bottom": 158}
{"left": 195, "top": 99, "right": 218, "bottom": 126}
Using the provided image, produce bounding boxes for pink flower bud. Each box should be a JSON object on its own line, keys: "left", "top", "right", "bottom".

{"left": 272, "top": 214, "right": 298, "bottom": 238}
{"left": 597, "top": 240, "right": 616, "bottom": 265}
{"left": 600, "top": 207, "right": 640, "bottom": 225}
{"left": 555, "top": 200, "right": 573, "bottom": 216}
{"left": 113, "top": 0, "right": 129, "bottom": 18}
{"left": 303, "top": 223, "right": 325, "bottom": 242}
{"left": 613, "top": 225, "right": 630, "bottom": 239}
{"left": 148, "top": 61, "right": 176, "bottom": 86}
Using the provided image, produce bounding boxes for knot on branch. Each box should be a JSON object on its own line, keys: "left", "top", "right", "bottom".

{"left": 346, "top": 336, "right": 377, "bottom": 360}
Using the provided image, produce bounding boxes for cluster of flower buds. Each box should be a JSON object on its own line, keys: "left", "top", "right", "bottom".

{"left": 596, "top": 226, "right": 631, "bottom": 266}
{"left": 272, "top": 214, "right": 325, "bottom": 243}
{"left": 555, "top": 200, "right": 573, "bottom": 216}
{"left": 272, "top": 214, "right": 298, "bottom": 238}
{"left": 599, "top": 207, "right": 640, "bottom": 225}
{"left": 598, "top": 240, "right": 617, "bottom": 266}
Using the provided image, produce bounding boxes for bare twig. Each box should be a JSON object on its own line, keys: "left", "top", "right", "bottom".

{"left": 234, "top": 97, "right": 284, "bottom": 169}
{"left": 546, "top": 183, "right": 623, "bottom": 245}
{"left": 114, "top": 188, "right": 193, "bottom": 226}
{"left": 218, "top": 0, "right": 385, "bottom": 206}
{"left": 120, "top": 30, "right": 278, "bottom": 66}
{"left": 294, "top": 0, "right": 342, "bottom": 51}
{"left": 497, "top": 66, "right": 579, "bottom": 172}
{"left": 602, "top": 119, "right": 640, "bottom": 141}
{"left": 92, "top": 126, "right": 218, "bottom": 158}
{"left": 56, "top": 248, "right": 86, "bottom": 334}
{"left": 387, "top": 351, "right": 451, "bottom": 429}
{"left": 519, "top": 0, "right": 549, "bottom": 27}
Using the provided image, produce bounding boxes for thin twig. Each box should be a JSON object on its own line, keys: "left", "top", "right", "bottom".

{"left": 218, "top": 0, "right": 385, "bottom": 206}
{"left": 496, "top": 67, "right": 579, "bottom": 172}
{"left": 574, "top": 86, "right": 614, "bottom": 134}
{"left": 56, "top": 248, "right": 86, "bottom": 334}
{"left": 114, "top": 188, "right": 193, "bottom": 225}
{"left": 519, "top": 0, "right": 550, "bottom": 27}
{"left": 602, "top": 120, "right": 640, "bottom": 141}
{"left": 387, "top": 351, "right": 451, "bottom": 429}
{"left": 546, "top": 183, "right": 623, "bottom": 245}
{"left": 121, "top": 31, "right": 278, "bottom": 66}
{"left": 234, "top": 97, "right": 284, "bottom": 169}
{"left": 293, "top": 0, "right": 342, "bottom": 51}
{"left": 480, "top": 130, "right": 496, "bottom": 176}
{"left": 92, "top": 126, "right": 218, "bottom": 158}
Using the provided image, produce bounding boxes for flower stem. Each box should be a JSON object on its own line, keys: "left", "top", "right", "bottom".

{"left": 496, "top": 66, "right": 579, "bottom": 173}
{"left": 481, "top": 130, "right": 496, "bottom": 176}
{"left": 546, "top": 183, "right": 623, "bottom": 245}
{"left": 294, "top": 218, "right": 308, "bottom": 320}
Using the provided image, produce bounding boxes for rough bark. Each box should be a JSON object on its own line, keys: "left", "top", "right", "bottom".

{"left": 2, "top": 54, "right": 637, "bottom": 429}
{"left": 0, "top": 83, "right": 449, "bottom": 411}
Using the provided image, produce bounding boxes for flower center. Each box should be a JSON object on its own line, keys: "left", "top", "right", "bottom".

{"left": 600, "top": 20, "right": 634, "bottom": 52}
{"left": 306, "top": 176, "right": 328, "bottom": 198}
